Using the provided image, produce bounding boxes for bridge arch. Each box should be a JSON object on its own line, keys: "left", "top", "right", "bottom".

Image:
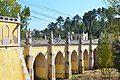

{"left": 71, "top": 50, "right": 78, "bottom": 74}
{"left": 33, "top": 53, "right": 48, "bottom": 80}
{"left": 55, "top": 51, "right": 65, "bottom": 79}
{"left": 83, "top": 49, "right": 89, "bottom": 70}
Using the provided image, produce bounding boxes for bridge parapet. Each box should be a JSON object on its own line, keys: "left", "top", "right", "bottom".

{"left": 0, "top": 16, "right": 19, "bottom": 23}
{"left": 70, "top": 40, "right": 79, "bottom": 44}
{"left": 53, "top": 39, "right": 66, "bottom": 44}
{"left": 81, "top": 40, "right": 90, "bottom": 44}
{"left": 92, "top": 39, "right": 98, "bottom": 44}
{"left": 32, "top": 39, "right": 49, "bottom": 45}
{"left": 21, "top": 38, "right": 98, "bottom": 46}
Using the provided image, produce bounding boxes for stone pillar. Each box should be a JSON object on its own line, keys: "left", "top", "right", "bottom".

{"left": 26, "top": 55, "right": 33, "bottom": 80}
{"left": 25, "top": 29, "right": 33, "bottom": 80}
{"left": 51, "top": 30, "right": 54, "bottom": 44}
{"left": 44, "top": 33, "right": 47, "bottom": 40}
{"left": 81, "top": 51, "right": 84, "bottom": 73}
{"left": 17, "top": 13, "right": 20, "bottom": 46}
{"left": 78, "top": 37, "right": 81, "bottom": 73}
{"left": 78, "top": 50, "right": 83, "bottom": 73}
{"left": 68, "top": 52, "right": 72, "bottom": 79}
{"left": 65, "top": 33, "right": 72, "bottom": 79}
{"left": 91, "top": 50, "right": 94, "bottom": 69}
{"left": 89, "top": 34, "right": 93, "bottom": 70}
{"left": 52, "top": 54, "right": 56, "bottom": 80}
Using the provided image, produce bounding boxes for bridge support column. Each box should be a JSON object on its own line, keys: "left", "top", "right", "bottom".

{"left": 68, "top": 52, "right": 72, "bottom": 79}
{"left": 81, "top": 51, "right": 84, "bottom": 73}
{"left": 91, "top": 51, "right": 94, "bottom": 69}
{"left": 52, "top": 54, "right": 56, "bottom": 80}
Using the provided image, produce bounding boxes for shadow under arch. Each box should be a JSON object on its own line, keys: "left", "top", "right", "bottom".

{"left": 93, "top": 49, "right": 98, "bottom": 69}
{"left": 83, "top": 49, "right": 89, "bottom": 70}
{"left": 89, "top": 49, "right": 93, "bottom": 69}
{"left": 33, "top": 53, "right": 48, "bottom": 80}
{"left": 71, "top": 50, "right": 78, "bottom": 74}
{"left": 55, "top": 51, "right": 65, "bottom": 79}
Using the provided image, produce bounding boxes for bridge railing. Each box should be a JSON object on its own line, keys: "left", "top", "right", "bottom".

{"left": 81, "top": 40, "right": 90, "bottom": 44}
{"left": 53, "top": 39, "right": 66, "bottom": 44}
{"left": 21, "top": 38, "right": 98, "bottom": 46}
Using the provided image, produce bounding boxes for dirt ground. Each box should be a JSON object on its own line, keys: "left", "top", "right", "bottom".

{"left": 71, "top": 69, "right": 120, "bottom": 80}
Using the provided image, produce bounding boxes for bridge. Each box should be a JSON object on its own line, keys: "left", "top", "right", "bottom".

{"left": 21, "top": 30, "right": 98, "bottom": 80}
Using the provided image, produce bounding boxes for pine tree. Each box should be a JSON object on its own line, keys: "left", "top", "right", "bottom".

{"left": 96, "top": 29, "right": 113, "bottom": 79}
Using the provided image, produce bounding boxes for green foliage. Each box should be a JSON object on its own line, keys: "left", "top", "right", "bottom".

{"left": 97, "top": 29, "right": 113, "bottom": 68}
{"left": 20, "top": 6, "right": 30, "bottom": 39}
{"left": 113, "top": 39, "right": 120, "bottom": 72}
{"left": 104, "top": 0, "right": 120, "bottom": 14}
{"left": 20, "top": 6, "right": 30, "bottom": 30}
{"left": 0, "top": 0, "right": 21, "bottom": 17}
{"left": 96, "top": 29, "right": 115, "bottom": 79}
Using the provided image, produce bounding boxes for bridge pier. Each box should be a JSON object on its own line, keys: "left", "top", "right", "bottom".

{"left": 68, "top": 52, "right": 72, "bottom": 79}
{"left": 81, "top": 51, "right": 84, "bottom": 73}
{"left": 52, "top": 53, "right": 56, "bottom": 80}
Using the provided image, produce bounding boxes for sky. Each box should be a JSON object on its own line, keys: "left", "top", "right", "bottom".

{"left": 17, "top": 0, "right": 107, "bottom": 30}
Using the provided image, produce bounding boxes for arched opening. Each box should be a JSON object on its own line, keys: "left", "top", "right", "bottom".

{"left": 2, "top": 25, "right": 10, "bottom": 45}
{"left": 73, "top": 36, "right": 75, "bottom": 40}
{"left": 55, "top": 51, "right": 65, "bottom": 79}
{"left": 77, "top": 36, "right": 79, "bottom": 40}
{"left": 2, "top": 25, "right": 9, "bottom": 38}
{"left": 33, "top": 53, "right": 48, "bottom": 80}
{"left": 71, "top": 50, "right": 78, "bottom": 74}
{"left": 84, "top": 49, "right": 89, "bottom": 70}
{"left": 94, "top": 49, "right": 98, "bottom": 69}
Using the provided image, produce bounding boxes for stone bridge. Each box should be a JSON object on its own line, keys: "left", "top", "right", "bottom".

{"left": 21, "top": 31, "right": 98, "bottom": 80}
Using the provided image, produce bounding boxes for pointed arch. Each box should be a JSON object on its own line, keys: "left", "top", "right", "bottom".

{"left": 2, "top": 25, "right": 10, "bottom": 39}
{"left": 83, "top": 49, "right": 89, "bottom": 70}
{"left": 71, "top": 50, "right": 78, "bottom": 74}
{"left": 33, "top": 53, "right": 48, "bottom": 80}
{"left": 55, "top": 51, "right": 65, "bottom": 79}
{"left": 2, "top": 25, "right": 10, "bottom": 45}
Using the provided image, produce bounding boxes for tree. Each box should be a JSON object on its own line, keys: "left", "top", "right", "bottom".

{"left": 83, "top": 9, "right": 97, "bottom": 38}
{"left": 71, "top": 14, "right": 82, "bottom": 34}
{"left": 0, "top": 0, "right": 21, "bottom": 17}
{"left": 113, "top": 39, "right": 120, "bottom": 73}
{"left": 104, "top": 0, "right": 120, "bottom": 13}
{"left": 47, "top": 22, "right": 59, "bottom": 38}
{"left": 96, "top": 29, "right": 114, "bottom": 79}
{"left": 63, "top": 17, "right": 71, "bottom": 32}
{"left": 56, "top": 16, "right": 64, "bottom": 30}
